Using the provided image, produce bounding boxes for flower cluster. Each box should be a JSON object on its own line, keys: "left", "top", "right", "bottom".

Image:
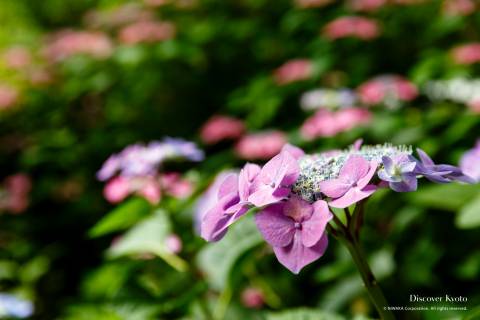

{"left": 323, "top": 16, "right": 381, "bottom": 40}
{"left": 301, "top": 108, "right": 372, "bottom": 140}
{"left": 357, "top": 75, "right": 418, "bottom": 108}
{"left": 0, "top": 174, "right": 32, "bottom": 214}
{"left": 273, "top": 59, "right": 314, "bottom": 85}
{"left": 451, "top": 43, "right": 480, "bottom": 65}
{"left": 424, "top": 77, "right": 480, "bottom": 113}
{"left": 97, "top": 138, "right": 203, "bottom": 204}
{"left": 200, "top": 141, "right": 472, "bottom": 273}
{"left": 300, "top": 88, "right": 357, "bottom": 111}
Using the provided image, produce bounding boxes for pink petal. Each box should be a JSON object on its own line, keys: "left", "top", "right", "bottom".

{"left": 339, "top": 155, "right": 370, "bottom": 182}
{"left": 273, "top": 232, "right": 329, "bottom": 274}
{"left": 281, "top": 144, "right": 305, "bottom": 160}
{"left": 255, "top": 203, "right": 295, "bottom": 247}
{"left": 283, "top": 195, "right": 313, "bottom": 222}
{"left": 248, "top": 185, "right": 289, "bottom": 207}
{"left": 319, "top": 178, "right": 351, "bottom": 198}
{"left": 357, "top": 161, "right": 378, "bottom": 189}
{"left": 260, "top": 151, "right": 300, "bottom": 187}
{"left": 238, "top": 163, "right": 261, "bottom": 201}
{"left": 328, "top": 185, "right": 377, "bottom": 208}
{"left": 217, "top": 173, "right": 239, "bottom": 199}
{"left": 301, "top": 200, "right": 332, "bottom": 247}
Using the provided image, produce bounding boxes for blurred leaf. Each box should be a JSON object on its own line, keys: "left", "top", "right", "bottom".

{"left": 456, "top": 194, "right": 480, "bottom": 229}
{"left": 81, "top": 263, "right": 133, "bottom": 299}
{"left": 196, "top": 215, "right": 262, "bottom": 291}
{"left": 63, "top": 303, "right": 159, "bottom": 320}
{"left": 408, "top": 184, "right": 480, "bottom": 211}
{"left": 89, "top": 197, "right": 151, "bottom": 238}
{"left": 107, "top": 210, "right": 187, "bottom": 271}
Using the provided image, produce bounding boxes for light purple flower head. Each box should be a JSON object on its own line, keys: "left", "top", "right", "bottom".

{"left": 255, "top": 195, "right": 332, "bottom": 273}
{"left": 378, "top": 155, "right": 417, "bottom": 192}
{"left": 319, "top": 155, "right": 377, "bottom": 208}
{"left": 248, "top": 151, "right": 300, "bottom": 207}
{"left": 96, "top": 155, "right": 120, "bottom": 181}
{"left": 415, "top": 148, "right": 474, "bottom": 184}
{"left": 460, "top": 140, "right": 480, "bottom": 182}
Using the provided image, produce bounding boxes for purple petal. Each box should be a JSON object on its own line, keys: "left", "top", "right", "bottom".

{"left": 353, "top": 139, "right": 363, "bottom": 151}
{"left": 390, "top": 173, "right": 417, "bottom": 192}
{"left": 356, "top": 161, "right": 378, "bottom": 189}
{"left": 255, "top": 203, "right": 295, "bottom": 247}
{"left": 217, "top": 173, "right": 239, "bottom": 199}
{"left": 260, "top": 151, "right": 300, "bottom": 187}
{"left": 301, "top": 200, "right": 332, "bottom": 247}
{"left": 248, "top": 185, "right": 288, "bottom": 207}
{"left": 319, "top": 178, "right": 351, "bottom": 198}
{"left": 329, "top": 185, "right": 376, "bottom": 208}
{"left": 382, "top": 156, "right": 394, "bottom": 174}
{"left": 378, "top": 169, "right": 401, "bottom": 183}
{"left": 238, "top": 163, "right": 261, "bottom": 201}
{"left": 281, "top": 144, "right": 305, "bottom": 160}
{"left": 416, "top": 148, "right": 435, "bottom": 166}
{"left": 283, "top": 195, "right": 313, "bottom": 222}
{"left": 339, "top": 155, "right": 370, "bottom": 183}
{"left": 273, "top": 232, "right": 328, "bottom": 274}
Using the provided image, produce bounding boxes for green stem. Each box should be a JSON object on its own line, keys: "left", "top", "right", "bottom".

{"left": 327, "top": 202, "right": 395, "bottom": 320}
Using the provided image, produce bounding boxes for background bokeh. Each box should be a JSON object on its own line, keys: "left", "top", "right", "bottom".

{"left": 0, "top": 0, "right": 479, "bottom": 319}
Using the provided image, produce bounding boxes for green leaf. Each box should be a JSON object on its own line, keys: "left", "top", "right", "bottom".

{"left": 196, "top": 215, "right": 262, "bottom": 291}
{"left": 107, "top": 210, "right": 187, "bottom": 271}
{"left": 456, "top": 194, "right": 480, "bottom": 229}
{"left": 408, "top": 184, "right": 480, "bottom": 211}
{"left": 265, "top": 308, "right": 345, "bottom": 320}
{"left": 89, "top": 198, "right": 151, "bottom": 238}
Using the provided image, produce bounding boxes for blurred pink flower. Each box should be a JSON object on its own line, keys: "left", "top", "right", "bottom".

{"left": 241, "top": 287, "right": 265, "bottom": 309}
{"left": 200, "top": 115, "right": 245, "bottom": 145}
{"left": 451, "top": 43, "right": 480, "bottom": 65}
{"left": 273, "top": 59, "right": 313, "bottom": 85}
{"left": 43, "top": 30, "right": 113, "bottom": 62}
{"left": 119, "top": 20, "right": 176, "bottom": 45}
{"left": 323, "top": 16, "right": 380, "bottom": 40}
{"left": 467, "top": 99, "right": 480, "bottom": 113}
{"left": 165, "top": 234, "right": 183, "bottom": 253}
{"left": 2, "top": 47, "right": 31, "bottom": 69}
{"left": 348, "top": 0, "right": 387, "bottom": 11}
{"left": 28, "top": 68, "right": 53, "bottom": 86}
{"left": 0, "top": 174, "right": 32, "bottom": 214}
{"left": 84, "top": 4, "right": 154, "bottom": 29}
{"left": 301, "top": 108, "right": 371, "bottom": 140}
{"left": 357, "top": 75, "right": 418, "bottom": 106}
{"left": 294, "top": 0, "right": 333, "bottom": 8}
{"left": 103, "top": 176, "right": 131, "bottom": 203}
{"left": 0, "top": 85, "right": 19, "bottom": 110}
{"left": 136, "top": 178, "right": 162, "bottom": 204}
{"left": 443, "top": 0, "right": 476, "bottom": 16}
{"left": 235, "top": 131, "right": 287, "bottom": 160}
{"left": 460, "top": 140, "right": 480, "bottom": 182}
{"left": 161, "top": 172, "right": 194, "bottom": 199}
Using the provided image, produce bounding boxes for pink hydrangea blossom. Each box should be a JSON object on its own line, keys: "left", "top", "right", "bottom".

{"left": 2, "top": 47, "right": 31, "bottom": 69}
{"left": 255, "top": 195, "right": 332, "bottom": 273}
{"left": 301, "top": 108, "right": 371, "bottom": 140}
{"left": 273, "top": 59, "right": 314, "bottom": 85}
{"left": 103, "top": 176, "right": 131, "bottom": 203}
{"left": 200, "top": 115, "right": 245, "bottom": 145}
{"left": 357, "top": 75, "right": 418, "bottom": 106}
{"left": 235, "top": 131, "right": 287, "bottom": 160}
{"left": 460, "top": 140, "right": 480, "bottom": 182}
{"left": 348, "top": 0, "right": 387, "bottom": 12}
{"left": 160, "top": 172, "right": 194, "bottom": 198}
{"left": 119, "top": 20, "right": 176, "bottom": 45}
{"left": 320, "top": 155, "right": 377, "bottom": 208}
{"left": 323, "top": 16, "right": 380, "bottom": 40}
{"left": 467, "top": 99, "right": 480, "bottom": 114}
{"left": 241, "top": 287, "right": 265, "bottom": 309}
{"left": 451, "top": 43, "right": 480, "bottom": 65}
{"left": 0, "top": 85, "right": 19, "bottom": 110}
{"left": 0, "top": 174, "right": 32, "bottom": 214}
{"left": 43, "top": 30, "right": 113, "bottom": 62}
{"left": 443, "top": 0, "right": 475, "bottom": 15}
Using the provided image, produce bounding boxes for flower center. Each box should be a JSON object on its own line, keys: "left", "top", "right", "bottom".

{"left": 294, "top": 222, "right": 302, "bottom": 230}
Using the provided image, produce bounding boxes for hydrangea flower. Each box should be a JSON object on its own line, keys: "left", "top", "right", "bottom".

{"left": 255, "top": 195, "right": 332, "bottom": 273}
{"left": 200, "top": 141, "right": 471, "bottom": 273}
{"left": 378, "top": 155, "right": 417, "bottom": 192}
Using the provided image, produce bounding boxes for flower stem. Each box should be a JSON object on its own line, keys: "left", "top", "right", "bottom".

{"left": 325, "top": 204, "right": 395, "bottom": 319}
